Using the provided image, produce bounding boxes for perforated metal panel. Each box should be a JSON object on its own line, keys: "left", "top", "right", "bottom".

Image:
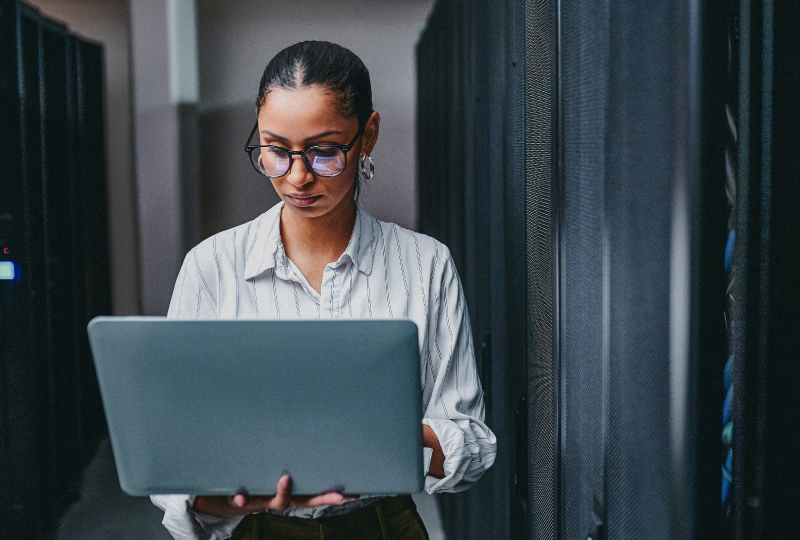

{"left": 416, "top": 1, "right": 531, "bottom": 538}
{"left": 558, "top": 1, "right": 728, "bottom": 539}
{"left": 603, "top": 3, "right": 675, "bottom": 538}
{"left": 559, "top": 0, "right": 609, "bottom": 537}
{"left": 419, "top": 1, "right": 748, "bottom": 539}
{"left": 522, "top": 0, "right": 558, "bottom": 539}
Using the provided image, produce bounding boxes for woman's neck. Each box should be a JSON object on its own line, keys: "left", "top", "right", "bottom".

{"left": 279, "top": 198, "right": 358, "bottom": 264}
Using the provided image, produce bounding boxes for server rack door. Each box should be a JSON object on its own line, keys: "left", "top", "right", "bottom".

{"left": 555, "top": 1, "right": 729, "bottom": 539}
{"left": 460, "top": 0, "right": 499, "bottom": 537}
{"left": 503, "top": 0, "right": 530, "bottom": 536}
{"left": 7, "top": 5, "right": 52, "bottom": 536}
{"left": 557, "top": 0, "right": 609, "bottom": 537}
{"left": 522, "top": 0, "right": 558, "bottom": 538}
{"left": 75, "top": 38, "right": 109, "bottom": 455}
{"left": 417, "top": 1, "right": 531, "bottom": 538}
{"left": 0, "top": 0, "right": 37, "bottom": 537}
{"left": 1, "top": 3, "right": 110, "bottom": 537}
{"left": 602, "top": 2, "right": 675, "bottom": 533}
{"left": 39, "top": 15, "right": 83, "bottom": 515}
{"left": 761, "top": 2, "right": 800, "bottom": 531}
{"left": 65, "top": 33, "right": 100, "bottom": 466}
{"left": 65, "top": 32, "right": 87, "bottom": 463}
{"left": 732, "top": 1, "right": 800, "bottom": 536}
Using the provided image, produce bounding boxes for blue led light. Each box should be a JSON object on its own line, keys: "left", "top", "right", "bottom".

{"left": 0, "top": 261, "right": 15, "bottom": 280}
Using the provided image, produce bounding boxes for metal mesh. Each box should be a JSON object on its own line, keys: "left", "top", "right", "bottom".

{"left": 559, "top": 0, "right": 610, "bottom": 537}
{"left": 603, "top": 2, "right": 673, "bottom": 538}
{"left": 523, "top": 0, "right": 557, "bottom": 539}
{"left": 416, "top": 1, "right": 531, "bottom": 537}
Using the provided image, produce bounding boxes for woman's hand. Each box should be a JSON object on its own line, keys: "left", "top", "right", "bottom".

{"left": 192, "top": 475, "right": 345, "bottom": 516}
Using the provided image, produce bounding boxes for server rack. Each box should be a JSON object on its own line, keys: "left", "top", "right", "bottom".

{"left": 418, "top": 0, "right": 798, "bottom": 539}
{"left": 730, "top": 1, "right": 800, "bottom": 537}
{"left": 0, "top": 1, "right": 110, "bottom": 538}
{"left": 417, "top": 1, "right": 530, "bottom": 538}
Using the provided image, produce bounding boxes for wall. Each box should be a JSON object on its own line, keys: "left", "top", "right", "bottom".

{"left": 129, "top": 0, "right": 201, "bottom": 315}
{"left": 196, "top": 0, "right": 434, "bottom": 236}
{"left": 20, "top": 0, "right": 434, "bottom": 311}
{"left": 25, "top": 0, "right": 140, "bottom": 315}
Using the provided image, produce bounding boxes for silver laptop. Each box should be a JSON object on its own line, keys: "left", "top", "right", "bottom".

{"left": 87, "top": 317, "right": 425, "bottom": 496}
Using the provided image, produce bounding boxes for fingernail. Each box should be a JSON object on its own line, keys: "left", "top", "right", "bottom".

{"left": 280, "top": 470, "right": 290, "bottom": 478}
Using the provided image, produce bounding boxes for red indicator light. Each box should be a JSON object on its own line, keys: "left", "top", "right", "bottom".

{"left": 2, "top": 247, "right": 8, "bottom": 255}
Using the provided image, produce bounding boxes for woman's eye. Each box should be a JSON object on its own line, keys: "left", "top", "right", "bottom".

{"left": 267, "top": 147, "right": 289, "bottom": 156}
{"left": 311, "top": 147, "right": 339, "bottom": 158}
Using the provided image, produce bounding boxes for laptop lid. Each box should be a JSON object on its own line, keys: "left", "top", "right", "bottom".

{"left": 87, "top": 317, "right": 424, "bottom": 496}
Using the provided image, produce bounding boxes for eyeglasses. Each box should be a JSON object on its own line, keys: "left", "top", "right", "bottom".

{"left": 244, "top": 121, "right": 361, "bottom": 178}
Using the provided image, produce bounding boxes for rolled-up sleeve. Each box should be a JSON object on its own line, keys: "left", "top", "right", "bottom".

{"left": 150, "top": 249, "right": 244, "bottom": 539}
{"left": 421, "top": 248, "right": 497, "bottom": 493}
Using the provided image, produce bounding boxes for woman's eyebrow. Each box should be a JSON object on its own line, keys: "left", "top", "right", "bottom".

{"left": 260, "top": 129, "right": 344, "bottom": 142}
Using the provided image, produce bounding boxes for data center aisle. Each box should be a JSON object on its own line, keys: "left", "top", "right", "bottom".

{"left": 55, "top": 438, "right": 445, "bottom": 540}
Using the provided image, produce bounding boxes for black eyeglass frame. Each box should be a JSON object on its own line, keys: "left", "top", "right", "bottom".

{"left": 244, "top": 121, "right": 362, "bottom": 178}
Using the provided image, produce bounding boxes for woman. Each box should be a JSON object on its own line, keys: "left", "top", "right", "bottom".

{"left": 151, "top": 40, "right": 496, "bottom": 540}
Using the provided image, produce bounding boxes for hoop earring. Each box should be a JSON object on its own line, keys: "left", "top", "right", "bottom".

{"left": 359, "top": 155, "right": 374, "bottom": 180}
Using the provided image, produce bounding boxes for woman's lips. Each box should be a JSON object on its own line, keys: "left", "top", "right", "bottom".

{"left": 287, "top": 194, "right": 322, "bottom": 207}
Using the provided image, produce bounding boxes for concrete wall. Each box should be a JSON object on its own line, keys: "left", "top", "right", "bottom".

{"left": 196, "top": 0, "right": 434, "bottom": 236}
{"left": 25, "top": 0, "right": 140, "bottom": 315}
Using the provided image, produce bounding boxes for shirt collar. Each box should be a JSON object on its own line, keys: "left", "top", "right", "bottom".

{"left": 243, "top": 201, "right": 377, "bottom": 281}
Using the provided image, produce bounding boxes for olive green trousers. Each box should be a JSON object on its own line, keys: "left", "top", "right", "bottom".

{"left": 228, "top": 495, "right": 429, "bottom": 540}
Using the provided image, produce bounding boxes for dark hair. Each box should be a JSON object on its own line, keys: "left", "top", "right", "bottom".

{"left": 256, "top": 41, "right": 373, "bottom": 131}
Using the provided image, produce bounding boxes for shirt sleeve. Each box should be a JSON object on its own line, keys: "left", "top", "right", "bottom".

{"left": 421, "top": 246, "right": 497, "bottom": 493}
{"left": 150, "top": 249, "right": 245, "bottom": 540}
{"left": 150, "top": 494, "right": 244, "bottom": 540}
{"left": 166, "top": 248, "right": 219, "bottom": 319}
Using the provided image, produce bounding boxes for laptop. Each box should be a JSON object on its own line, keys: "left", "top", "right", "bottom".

{"left": 87, "top": 317, "right": 426, "bottom": 496}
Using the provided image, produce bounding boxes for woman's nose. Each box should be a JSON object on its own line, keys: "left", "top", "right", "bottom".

{"left": 286, "top": 154, "right": 314, "bottom": 187}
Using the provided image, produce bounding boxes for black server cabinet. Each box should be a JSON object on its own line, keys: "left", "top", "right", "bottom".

{"left": 73, "top": 36, "right": 110, "bottom": 461}
{"left": 729, "top": 1, "right": 800, "bottom": 537}
{"left": 0, "top": 0, "right": 38, "bottom": 535}
{"left": 555, "top": 1, "right": 728, "bottom": 538}
{"left": 40, "top": 14, "right": 81, "bottom": 513}
{"left": 417, "top": 1, "right": 529, "bottom": 539}
{"left": 417, "top": 0, "right": 797, "bottom": 539}
{"left": 0, "top": 1, "right": 110, "bottom": 538}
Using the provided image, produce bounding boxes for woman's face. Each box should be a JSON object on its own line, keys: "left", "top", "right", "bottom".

{"left": 256, "top": 85, "right": 378, "bottom": 221}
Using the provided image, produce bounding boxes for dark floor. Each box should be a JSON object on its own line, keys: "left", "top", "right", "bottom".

{"left": 55, "top": 438, "right": 445, "bottom": 539}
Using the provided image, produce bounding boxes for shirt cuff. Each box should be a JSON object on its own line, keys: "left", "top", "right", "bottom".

{"left": 423, "top": 447, "right": 433, "bottom": 478}
{"left": 150, "top": 494, "right": 245, "bottom": 540}
{"left": 421, "top": 418, "right": 472, "bottom": 494}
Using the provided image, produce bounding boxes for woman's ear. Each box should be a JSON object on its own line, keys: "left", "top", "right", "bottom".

{"left": 361, "top": 111, "right": 380, "bottom": 156}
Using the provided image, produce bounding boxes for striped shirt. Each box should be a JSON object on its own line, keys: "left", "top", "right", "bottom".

{"left": 151, "top": 201, "right": 496, "bottom": 540}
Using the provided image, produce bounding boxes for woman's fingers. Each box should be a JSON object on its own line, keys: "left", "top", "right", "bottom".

{"left": 266, "top": 475, "right": 346, "bottom": 509}
{"left": 221, "top": 493, "right": 272, "bottom": 514}
{"left": 267, "top": 474, "right": 293, "bottom": 511}
{"left": 294, "top": 492, "right": 346, "bottom": 507}
{"left": 218, "top": 475, "right": 344, "bottom": 513}
{"left": 197, "top": 481, "right": 342, "bottom": 516}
